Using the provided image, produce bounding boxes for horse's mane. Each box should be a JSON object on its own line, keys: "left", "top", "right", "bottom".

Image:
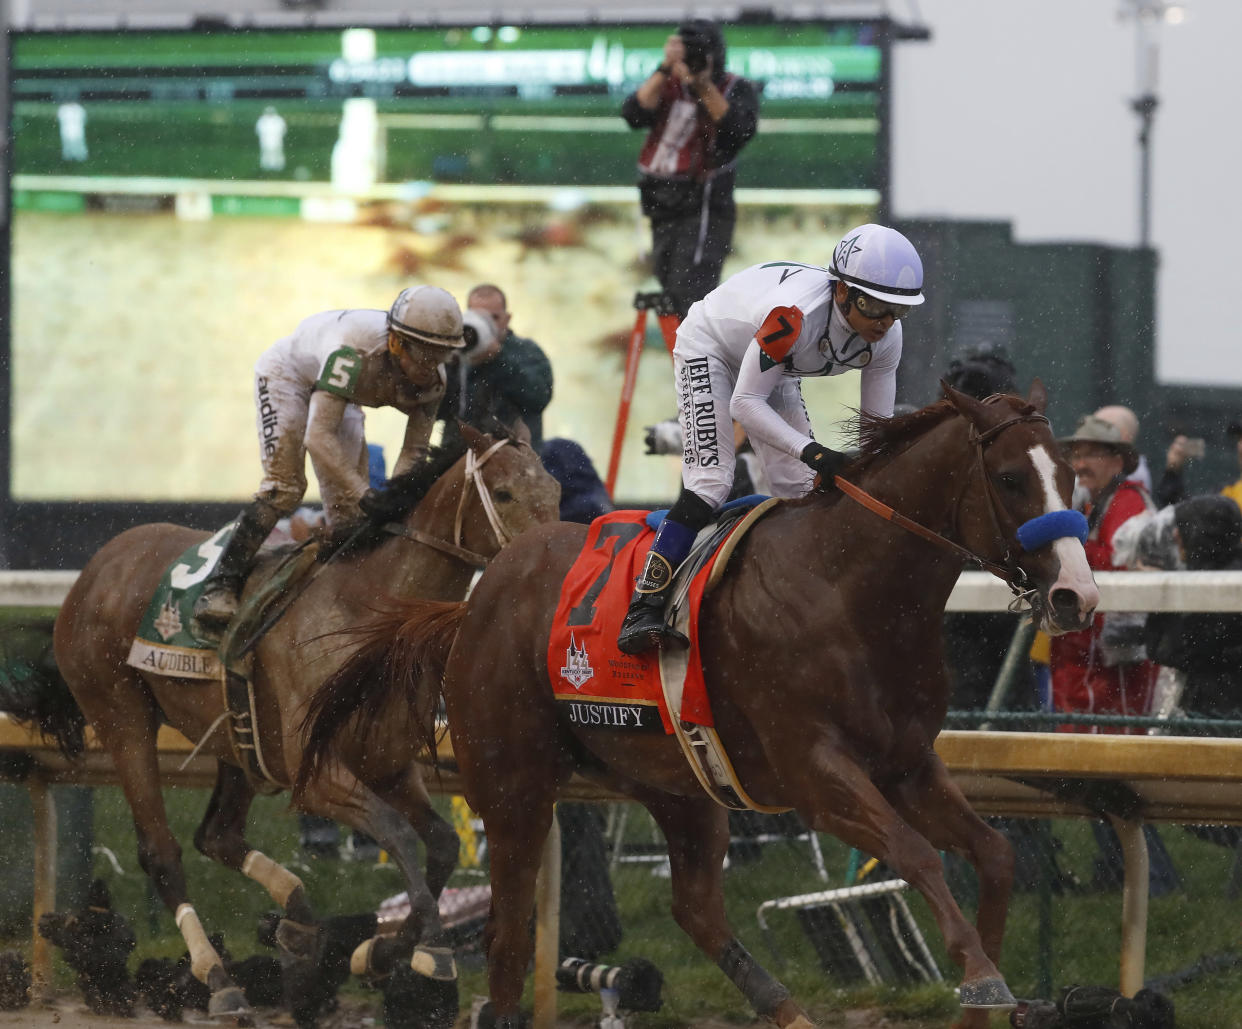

{"left": 843, "top": 393, "right": 1031, "bottom": 478}
{"left": 389, "top": 417, "right": 519, "bottom": 517}
{"left": 843, "top": 398, "right": 958, "bottom": 477}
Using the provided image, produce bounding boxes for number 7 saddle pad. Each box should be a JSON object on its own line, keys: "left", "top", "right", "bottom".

{"left": 545, "top": 502, "right": 773, "bottom": 735}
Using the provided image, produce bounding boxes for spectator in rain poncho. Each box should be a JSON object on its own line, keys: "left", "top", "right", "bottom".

{"left": 1144, "top": 494, "right": 1242, "bottom": 726}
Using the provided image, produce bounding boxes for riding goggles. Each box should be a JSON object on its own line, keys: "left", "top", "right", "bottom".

{"left": 849, "top": 289, "right": 912, "bottom": 322}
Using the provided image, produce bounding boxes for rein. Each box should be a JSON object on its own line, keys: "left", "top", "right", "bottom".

{"left": 834, "top": 409, "right": 1052, "bottom": 600}
{"left": 383, "top": 436, "right": 514, "bottom": 569}
{"left": 834, "top": 476, "right": 1015, "bottom": 582}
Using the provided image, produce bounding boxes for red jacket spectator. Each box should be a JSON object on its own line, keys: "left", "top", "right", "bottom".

{"left": 1051, "top": 417, "right": 1159, "bottom": 733}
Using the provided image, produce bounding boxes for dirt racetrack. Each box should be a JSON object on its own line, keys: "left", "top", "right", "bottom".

{"left": 0, "top": 997, "right": 949, "bottom": 1028}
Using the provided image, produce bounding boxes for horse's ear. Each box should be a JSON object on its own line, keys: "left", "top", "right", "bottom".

{"left": 1026, "top": 378, "right": 1048, "bottom": 414}
{"left": 940, "top": 379, "right": 989, "bottom": 421}
{"left": 459, "top": 422, "right": 485, "bottom": 449}
{"left": 510, "top": 417, "right": 532, "bottom": 447}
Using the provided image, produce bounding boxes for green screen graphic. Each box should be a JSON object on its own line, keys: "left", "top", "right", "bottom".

{"left": 8, "top": 22, "right": 886, "bottom": 502}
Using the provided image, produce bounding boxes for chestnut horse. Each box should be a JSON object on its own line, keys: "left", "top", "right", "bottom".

{"left": 50, "top": 425, "right": 559, "bottom": 1022}
{"left": 303, "top": 384, "right": 1099, "bottom": 1029}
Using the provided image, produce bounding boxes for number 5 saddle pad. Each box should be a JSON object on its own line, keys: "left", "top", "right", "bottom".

{"left": 545, "top": 502, "right": 772, "bottom": 734}
{"left": 126, "top": 521, "right": 317, "bottom": 681}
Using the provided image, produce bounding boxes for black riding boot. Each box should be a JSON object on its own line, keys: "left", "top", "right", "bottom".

{"left": 192, "top": 499, "right": 282, "bottom": 634}
{"left": 616, "top": 517, "right": 697, "bottom": 655}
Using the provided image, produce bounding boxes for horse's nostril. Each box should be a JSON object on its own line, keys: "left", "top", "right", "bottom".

{"left": 1049, "top": 587, "right": 1083, "bottom": 622}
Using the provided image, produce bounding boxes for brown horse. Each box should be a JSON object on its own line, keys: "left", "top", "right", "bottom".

{"left": 50, "top": 425, "right": 560, "bottom": 1022}
{"left": 303, "top": 384, "right": 1100, "bottom": 1029}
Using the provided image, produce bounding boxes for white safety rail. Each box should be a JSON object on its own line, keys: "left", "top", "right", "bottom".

{"left": 8, "top": 568, "right": 1242, "bottom": 612}
{"left": 945, "top": 569, "right": 1242, "bottom": 613}
{"left": 0, "top": 570, "right": 81, "bottom": 607}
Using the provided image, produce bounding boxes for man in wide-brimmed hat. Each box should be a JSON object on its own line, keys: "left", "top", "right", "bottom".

{"left": 1059, "top": 414, "right": 1140, "bottom": 500}
{"left": 1052, "top": 413, "right": 1157, "bottom": 721}
{"left": 1052, "top": 413, "right": 1178, "bottom": 892}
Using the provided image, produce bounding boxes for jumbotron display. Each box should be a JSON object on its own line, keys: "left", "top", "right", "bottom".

{"left": 6, "top": 20, "right": 889, "bottom": 505}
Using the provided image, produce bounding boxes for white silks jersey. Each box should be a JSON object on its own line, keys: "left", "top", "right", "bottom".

{"left": 673, "top": 260, "right": 901, "bottom": 508}
{"left": 252, "top": 308, "right": 446, "bottom": 525}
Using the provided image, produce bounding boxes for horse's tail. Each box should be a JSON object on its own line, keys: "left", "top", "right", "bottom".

{"left": 296, "top": 598, "right": 466, "bottom": 796}
{"left": 0, "top": 617, "right": 87, "bottom": 760}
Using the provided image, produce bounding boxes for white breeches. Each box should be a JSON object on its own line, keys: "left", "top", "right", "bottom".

{"left": 253, "top": 373, "right": 366, "bottom": 524}
{"left": 674, "top": 351, "right": 815, "bottom": 509}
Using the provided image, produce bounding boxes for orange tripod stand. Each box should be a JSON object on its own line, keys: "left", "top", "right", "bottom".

{"left": 605, "top": 292, "right": 680, "bottom": 498}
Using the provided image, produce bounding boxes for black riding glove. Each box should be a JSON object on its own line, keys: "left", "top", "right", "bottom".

{"left": 800, "top": 442, "right": 850, "bottom": 486}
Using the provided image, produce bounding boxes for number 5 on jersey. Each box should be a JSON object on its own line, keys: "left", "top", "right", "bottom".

{"left": 317, "top": 347, "right": 362, "bottom": 396}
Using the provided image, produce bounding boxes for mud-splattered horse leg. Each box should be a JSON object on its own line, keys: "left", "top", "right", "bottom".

{"left": 364, "top": 764, "right": 461, "bottom": 973}
{"left": 793, "top": 743, "right": 1016, "bottom": 1018}
{"left": 193, "top": 760, "right": 325, "bottom": 1017}
{"left": 295, "top": 760, "right": 457, "bottom": 1026}
{"left": 452, "top": 716, "right": 565, "bottom": 1029}
{"left": 195, "top": 763, "right": 315, "bottom": 925}
{"left": 889, "top": 755, "right": 1017, "bottom": 1029}
{"left": 374, "top": 765, "right": 460, "bottom": 901}
{"left": 472, "top": 788, "right": 558, "bottom": 1028}
{"left": 643, "top": 792, "right": 815, "bottom": 1028}
{"left": 87, "top": 708, "right": 249, "bottom": 1018}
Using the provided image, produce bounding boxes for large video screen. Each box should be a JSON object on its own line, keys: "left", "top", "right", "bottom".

{"left": 6, "top": 21, "right": 888, "bottom": 508}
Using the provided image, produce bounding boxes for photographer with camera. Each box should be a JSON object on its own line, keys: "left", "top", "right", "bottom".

{"left": 437, "top": 283, "right": 554, "bottom": 452}
{"left": 621, "top": 20, "right": 759, "bottom": 319}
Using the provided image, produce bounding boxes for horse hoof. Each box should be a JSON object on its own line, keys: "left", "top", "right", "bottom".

{"left": 410, "top": 944, "right": 457, "bottom": 981}
{"left": 383, "top": 965, "right": 460, "bottom": 1029}
{"left": 275, "top": 917, "right": 321, "bottom": 962}
{"left": 959, "top": 976, "right": 1017, "bottom": 1009}
{"left": 207, "top": 984, "right": 252, "bottom": 1019}
{"left": 473, "top": 1003, "right": 530, "bottom": 1029}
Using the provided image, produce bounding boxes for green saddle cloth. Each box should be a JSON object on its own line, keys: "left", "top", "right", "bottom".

{"left": 126, "top": 520, "right": 318, "bottom": 680}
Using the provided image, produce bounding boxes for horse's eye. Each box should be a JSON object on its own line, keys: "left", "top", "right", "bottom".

{"left": 998, "top": 472, "right": 1022, "bottom": 492}
{"left": 493, "top": 489, "right": 514, "bottom": 504}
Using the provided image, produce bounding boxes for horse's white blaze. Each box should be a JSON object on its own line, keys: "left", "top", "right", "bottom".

{"left": 1029, "top": 444, "right": 1066, "bottom": 515}
{"left": 1028, "top": 444, "right": 1099, "bottom": 627}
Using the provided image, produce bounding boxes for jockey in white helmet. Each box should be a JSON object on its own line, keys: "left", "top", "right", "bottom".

{"left": 618, "top": 223, "right": 925, "bottom": 654}
{"left": 194, "top": 285, "right": 465, "bottom": 636}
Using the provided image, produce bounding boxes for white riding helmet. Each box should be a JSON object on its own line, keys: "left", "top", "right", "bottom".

{"left": 387, "top": 285, "right": 466, "bottom": 351}
{"left": 829, "top": 224, "right": 925, "bottom": 305}
{"left": 461, "top": 307, "right": 498, "bottom": 355}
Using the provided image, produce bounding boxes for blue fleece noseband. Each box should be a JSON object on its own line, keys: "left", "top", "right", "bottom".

{"left": 1015, "top": 509, "right": 1088, "bottom": 552}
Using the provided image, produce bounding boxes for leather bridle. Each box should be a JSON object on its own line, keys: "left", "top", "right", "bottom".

{"left": 383, "top": 436, "right": 515, "bottom": 569}
{"left": 834, "top": 408, "right": 1053, "bottom": 605}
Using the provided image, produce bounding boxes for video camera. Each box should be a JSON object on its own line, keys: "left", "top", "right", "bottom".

{"left": 681, "top": 33, "right": 710, "bottom": 73}
{"left": 677, "top": 19, "right": 722, "bottom": 75}
{"left": 460, "top": 308, "right": 497, "bottom": 361}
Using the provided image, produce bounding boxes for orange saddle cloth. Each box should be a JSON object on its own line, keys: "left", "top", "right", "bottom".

{"left": 545, "top": 509, "right": 740, "bottom": 734}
